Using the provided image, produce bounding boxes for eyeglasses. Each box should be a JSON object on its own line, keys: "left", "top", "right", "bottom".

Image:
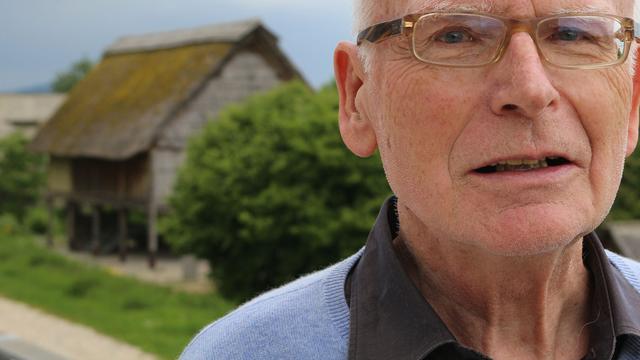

{"left": 357, "top": 12, "right": 640, "bottom": 69}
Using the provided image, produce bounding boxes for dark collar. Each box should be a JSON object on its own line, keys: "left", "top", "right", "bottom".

{"left": 348, "top": 197, "right": 457, "bottom": 360}
{"left": 347, "top": 197, "right": 640, "bottom": 360}
{"left": 585, "top": 232, "right": 640, "bottom": 338}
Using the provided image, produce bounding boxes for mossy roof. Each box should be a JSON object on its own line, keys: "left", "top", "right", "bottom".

{"left": 30, "top": 19, "right": 294, "bottom": 160}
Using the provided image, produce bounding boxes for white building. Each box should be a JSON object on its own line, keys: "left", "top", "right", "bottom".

{"left": 0, "top": 93, "right": 66, "bottom": 138}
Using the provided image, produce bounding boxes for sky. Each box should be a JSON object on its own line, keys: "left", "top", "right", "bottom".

{"left": 0, "top": 0, "right": 354, "bottom": 92}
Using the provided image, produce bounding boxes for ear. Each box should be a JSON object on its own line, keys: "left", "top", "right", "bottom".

{"left": 627, "top": 48, "right": 640, "bottom": 157}
{"left": 334, "top": 41, "right": 377, "bottom": 157}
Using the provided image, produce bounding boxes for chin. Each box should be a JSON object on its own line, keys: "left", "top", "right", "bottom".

{"left": 467, "top": 204, "right": 602, "bottom": 257}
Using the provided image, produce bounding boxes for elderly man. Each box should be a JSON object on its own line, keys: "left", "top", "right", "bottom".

{"left": 181, "top": 0, "right": 640, "bottom": 359}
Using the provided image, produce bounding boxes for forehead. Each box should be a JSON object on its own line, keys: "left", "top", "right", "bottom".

{"left": 373, "top": 0, "right": 630, "bottom": 21}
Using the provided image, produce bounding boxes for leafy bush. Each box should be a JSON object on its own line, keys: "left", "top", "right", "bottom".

{"left": 52, "top": 57, "right": 94, "bottom": 93}
{"left": 163, "top": 82, "right": 390, "bottom": 300}
{"left": 0, "top": 133, "right": 47, "bottom": 219}
{"left": 24, "top": 206, "right": 49, "bottom": 235}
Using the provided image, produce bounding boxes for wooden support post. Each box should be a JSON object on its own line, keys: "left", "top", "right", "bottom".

{"left": 148, "top": 204, "right": 158, "bottom": 269}
{"left": 148, "top": 150, "right": 158, "bottom": 269}
{"left": 118, "top": 208, "right": 128, "bottom": 262}
{"left": 91, "top": 204, "right": 101, "bottom": 256}
{"left": 66, "top": 202, "right": 76, "bottom": 250}
{"left": 46, "top": 197, "right": 54, "bottom": 248}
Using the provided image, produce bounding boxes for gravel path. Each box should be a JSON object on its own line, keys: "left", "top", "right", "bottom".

{"left": 0, "top": 296, "right": 157, "bottom": 360}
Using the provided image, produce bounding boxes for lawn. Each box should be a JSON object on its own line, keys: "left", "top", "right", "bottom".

{"left": 0, "top": 228, "right": 236, "bottom": 359}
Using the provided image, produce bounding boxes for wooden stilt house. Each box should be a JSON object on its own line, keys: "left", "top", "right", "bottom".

{"left": 30, "top": 19, "right": 303, "bottom": 267}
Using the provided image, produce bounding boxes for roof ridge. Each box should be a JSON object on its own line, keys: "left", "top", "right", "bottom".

{"left": 105, "top": 18, "right": 264, "bottom": 56}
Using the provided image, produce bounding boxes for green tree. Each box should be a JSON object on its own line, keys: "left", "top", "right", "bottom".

{"left": 0, "top": 133, "right": 47, "bottom": 219}
{"left": 52, "top": 57, "right": 93, "bottom": 93}
{"left": 162, "top": 81, "right": 390, "bottom": 300}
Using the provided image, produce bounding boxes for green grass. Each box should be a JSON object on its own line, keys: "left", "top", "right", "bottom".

{"left": 0, "top": 229, "right": 236, "bottom": 359}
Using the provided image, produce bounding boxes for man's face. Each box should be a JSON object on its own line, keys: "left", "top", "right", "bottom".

{"left": 340, "top": 0, "right": 640, "bottom": 256}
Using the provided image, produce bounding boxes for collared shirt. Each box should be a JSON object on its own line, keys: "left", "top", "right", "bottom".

{"left": 347, "top": 197, "right": 640, "bottom": 360}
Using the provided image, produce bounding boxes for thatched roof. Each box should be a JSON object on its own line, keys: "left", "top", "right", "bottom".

{"left": 106, "top": 18, "right": 261, "bottom": 55}
{"left": 31, "top": 19, "right": 301, "bottom": 159}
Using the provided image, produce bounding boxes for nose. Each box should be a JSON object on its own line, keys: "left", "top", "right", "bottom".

{"left": 488, "top": 32, "right": 560, "bottom": 118}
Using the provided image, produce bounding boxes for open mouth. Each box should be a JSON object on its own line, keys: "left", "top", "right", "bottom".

{"left": 474, "top": 157, "right": 571, "bottom": 174}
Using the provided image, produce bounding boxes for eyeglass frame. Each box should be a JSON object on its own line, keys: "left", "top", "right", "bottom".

{"left": 356, "top": 11, "right": 640, "bottom": 69}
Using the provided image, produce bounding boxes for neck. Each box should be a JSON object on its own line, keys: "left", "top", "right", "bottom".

{"left": 395, "top": 204, "right": 593, "bottom": 359}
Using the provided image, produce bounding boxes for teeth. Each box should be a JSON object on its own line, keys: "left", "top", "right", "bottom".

{"left": 500, "top": 159, "right": 542, "bottom": 166}
{"left": 491, "top": 159, "right": 549, "bottom": 172}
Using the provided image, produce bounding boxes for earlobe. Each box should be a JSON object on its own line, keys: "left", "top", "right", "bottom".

{"left": 334, "top": 41, "right": 378, "bottom": 157}
{"left": 339, "top": 111, "right": 378, "bottom": 157}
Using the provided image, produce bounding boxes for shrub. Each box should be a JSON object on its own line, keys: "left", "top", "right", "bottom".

{"left": 162, "top": 82, "right": 390, "bottom": 300}
{"left": 0, "top": 133, "right": 47, "bottom": 220}
{"left": 24, "top": 206, "right": 49, "bottom": 235}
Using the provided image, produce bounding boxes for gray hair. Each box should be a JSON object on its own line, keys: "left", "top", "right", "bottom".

{"left": 354, "top": 0, "right": 640, "bottom": 74}
{"left": 354, "top": 1, "right": 640, "bottom": 32}
{"left": 352, "top": 0, "right": 376, "bottom": 36}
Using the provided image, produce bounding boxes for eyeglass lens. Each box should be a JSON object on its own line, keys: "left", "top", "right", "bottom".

{"left": 412, "top": 13, "right": 627, "bottom": 67}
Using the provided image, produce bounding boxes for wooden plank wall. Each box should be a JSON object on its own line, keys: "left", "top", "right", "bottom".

{"left": 70, "top": 153, "right": 150, "bottom": 203}
{"left": 153, "top": 50, "right": 282, "bottom": 206}
{"left": 47, "top": 157, "right": 72, "bottom": 194}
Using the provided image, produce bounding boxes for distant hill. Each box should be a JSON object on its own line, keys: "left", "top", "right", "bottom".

{"left": 2, "top": 83, "right": 52, "bottom": 94}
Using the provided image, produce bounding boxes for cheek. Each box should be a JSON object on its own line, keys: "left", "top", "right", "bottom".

{"left": 372, "top": 65, "right": 481, "bottom": 199}
{"left": 556, "top": 69, "right": 632, "bottom": 206}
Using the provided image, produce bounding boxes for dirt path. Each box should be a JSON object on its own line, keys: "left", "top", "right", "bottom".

{"left": 0, "top": 296, "right": 157, "bottom": 360}
{"left": 54, "top": 248, "right": 212, "bottom": 294}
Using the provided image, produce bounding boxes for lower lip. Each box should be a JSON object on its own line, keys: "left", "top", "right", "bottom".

{"left": 469, "top": 164, "right": 578, "bottom": 186}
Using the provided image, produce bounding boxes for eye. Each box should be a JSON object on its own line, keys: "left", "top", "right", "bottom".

{"left": 549, "top": 26, "right": 589, "bottom": 41}
{"left": 435, "top": 28, "right": 474, "bottom": 44}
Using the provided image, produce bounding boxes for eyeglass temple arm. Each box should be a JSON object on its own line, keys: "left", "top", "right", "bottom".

{"left": 357, "top": 19, "right": 405, "bottom": 45}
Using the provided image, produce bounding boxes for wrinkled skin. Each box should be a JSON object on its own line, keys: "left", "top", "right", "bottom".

{"left": 337, "top": 0, "right": 640, "bottom": 257}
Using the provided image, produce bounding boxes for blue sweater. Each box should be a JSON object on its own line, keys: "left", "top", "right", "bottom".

{"left": 180, "top": 249, "right": 640, "bottom": 359}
